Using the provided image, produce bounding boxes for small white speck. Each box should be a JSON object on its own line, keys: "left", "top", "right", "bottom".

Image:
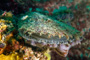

{"left": 21, "top": 15, "right": 28, "bottom": 20}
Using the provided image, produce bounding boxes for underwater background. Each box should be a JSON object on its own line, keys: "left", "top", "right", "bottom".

{"left": 0, "top": 0, "right": 90, "bottom": 60}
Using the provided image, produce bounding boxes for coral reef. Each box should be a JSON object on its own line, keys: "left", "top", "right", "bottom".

{"left": 0, "top": 0, "right": 90, "bottom": 60}
{"left": 0, "top": 19, "right": 14, "bottom": 54}
{"left": 0, "top": 11, "right": 50, "bottom": 60}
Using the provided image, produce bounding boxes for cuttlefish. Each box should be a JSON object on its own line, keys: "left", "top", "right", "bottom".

{"left": 18, "top": 12, "right": 82, "bottom": 57}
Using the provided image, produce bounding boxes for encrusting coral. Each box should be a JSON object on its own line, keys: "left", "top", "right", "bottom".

{"left": 0, "top": 52, "right": 23, "bottom": 60}
{"left": 0, "top": 12, "right": 23, "bottom": 60}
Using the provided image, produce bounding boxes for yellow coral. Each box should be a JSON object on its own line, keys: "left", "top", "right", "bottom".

{"left": 0, "top": 19, "right": 6, "bottom": 23}
{"left": 0, "top": 19, "right": 11, "bottom": 23}
{"left": 0, "top": 53, "right": 23, "bottom": 60}
{"left": 5, "top": 11, "right": 13, "bottom": 17}
{"left": 44, "top": 49, "right": 51, "bottom": 60}
{"left": 0, "top": 19, "right": 13, "bottom": 54}
{"left": 0, "top": 19, "right": 7, "bottom": 41}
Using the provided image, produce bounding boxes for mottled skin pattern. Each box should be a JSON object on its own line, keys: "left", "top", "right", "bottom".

{"left": 18, "top": 12, "right": 81, "bottom": 57}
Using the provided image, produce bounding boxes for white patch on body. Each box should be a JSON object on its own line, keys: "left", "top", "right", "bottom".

{"left": 21, "top": 15, "right": 28, "bottom": 20}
